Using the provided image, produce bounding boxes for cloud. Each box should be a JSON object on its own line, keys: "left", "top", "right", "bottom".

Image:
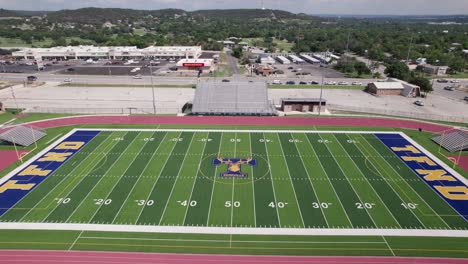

{"left": 0, "top": 0, "right": 467, "bottom": 15}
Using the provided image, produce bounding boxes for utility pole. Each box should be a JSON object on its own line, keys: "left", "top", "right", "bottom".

{"left": 406, "top": 34, "right": 414, "bottom": 65}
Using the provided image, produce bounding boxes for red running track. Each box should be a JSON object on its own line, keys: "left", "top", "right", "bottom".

{"left": 0, "top": 250, "right": 467, "bottom": 264}
{"left": 0, "top": 150, "right": 29, "bottom": 172}
{"left": 18, "top": 115, "right": 455, "bottom": 133}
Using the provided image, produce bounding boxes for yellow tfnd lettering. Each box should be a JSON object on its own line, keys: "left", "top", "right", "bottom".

{"left": 55, "top": 141, "right": 84, "bottom": 150}
{"left": 0, "top": 180, "right": 35, "bottom": 193}
{"left": 402, "top": 156, "right": 436, "bottom": 166}
{"left": 416, "top": 169, "right": 456, "bottom": 182}
{"left": 435, "top": 186, "right": 468, "bottom": 200}
{"left": 391, "top": 145, "right": 421, "bottom": 154}
{"left": 38, "top": 152, "right": 72, "bottom": 162}
{"left": 18, "top": 165, "right": 51, "bottom": 176}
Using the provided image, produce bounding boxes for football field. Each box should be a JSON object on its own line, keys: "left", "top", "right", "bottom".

{"left": 0, "top": 128, "right": 467, "bottom": 233}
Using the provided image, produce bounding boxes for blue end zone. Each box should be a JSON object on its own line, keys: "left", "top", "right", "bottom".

{"left": 0, "top": 130, "right": 100, "bottom": 216}
{"left": 375, "top": 133, "right": 468, "bottom": 221}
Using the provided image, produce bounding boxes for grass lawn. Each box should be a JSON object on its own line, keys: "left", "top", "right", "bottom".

{"left": 0, "top": 112, "right": 15, "bottom": 124}
{"left": 269, "top": 84, "right": 365, "bottom": 90}
{"left": 449, "top": 72, "right": 468, "bottom": 79}
{"left": 59, "top": 83, "right": 195, "bottom": 88}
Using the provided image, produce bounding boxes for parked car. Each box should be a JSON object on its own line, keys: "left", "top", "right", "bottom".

{"left": 291, "top": 69, "right": 298, "bottom": 72}
{"left": 272, "top": 80, "right": 282, "bottom": 84}
{"left": 27, "top": 75, "right": 37, "bottom": 81}
{"left": 63, "top": 78, "right": 72, "bottom": 83}
{"left": 414, "top": 100, "right": 425, "bottom": 106}
{"left": 464, "top": 96, "right": 468, "bottom": 101}
{"left": 324, "top": 81, "right": 337, "bottom": 85}
{"left": 67, "top": 68, "right": 75, "bottom": 72}
{"left": 286, "top": 81, "right": 296, "bottom": 85}
{"left": 338, "top": 81, "right": 349, "bottom": 85}
{"left": 450, "top": 80, "right": 460, "bottom": 83}
{"left": 437, "top": 79, "right": 449, "bottom": 83}
{"left": 352, "top": 81, "right": 363, "bottom": 85}
{"left": 299, "top": 81, "right": 308, "bottom": 85}
{"left": 287, "top": 66, "right": 294, "bottom": 70}
{"left": 444, "top": 86, "right": 455, "bottom": 91}
{"left": 310, "top": 81, "right": 320, "bottom": 85}
{"left": 222, "top": 79, "right": 230, "bottom": 82}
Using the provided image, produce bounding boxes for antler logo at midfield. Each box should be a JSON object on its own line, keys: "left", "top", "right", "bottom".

{"left": 212, "top": 157, "right": 257, "bottom": 178}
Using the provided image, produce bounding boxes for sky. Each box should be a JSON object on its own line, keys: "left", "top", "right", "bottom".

{"left": 1, "top": 0, "right": 467, "bottom": 15}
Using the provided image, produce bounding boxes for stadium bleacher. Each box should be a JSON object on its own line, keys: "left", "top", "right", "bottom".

{"left": 0, "top": 125, "right": 47, "bottom": 147}
{"left": 432, "top": 130, "right": 468, "bottom": 152}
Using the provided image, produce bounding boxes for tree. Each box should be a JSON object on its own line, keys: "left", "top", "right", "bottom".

{"left": 232, "top": 46, "right": 243, "bottom": 59}
{"left": 355, "top": 61, "right": 371, "bottom": 76}
{"left": 385, "top": 61, "right": 410, "bottom": 80}
{"left": 409, "top": 76, "right": 433, "bottom": 95}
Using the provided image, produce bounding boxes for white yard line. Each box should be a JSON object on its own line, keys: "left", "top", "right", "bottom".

{"left": 205, "top": 132, "right": 224, "bottom": 226}
{"left": 381, "top": 235, "right": 395, "bottom": 256}
{"left": 111, "top": 132, "right": 165, "bottom": 225}
{"left": 319, "top": 133, "right": 379, "bottom": 229}
{"left": 303, "top": 134, "right": 353, "bottom": 228}
{"left": 230, "top": 132, "right": 237, "bottom": 228}
{"left": 73, "top": 132, "right": 142, "bottom": 224}
{"left": 134, "top": 132, "right": 182, "bottom": 225}
{"left": 158, "top": 132, "right": 196, "bottom": 225}
{"left": 68, "top": 230, "right": 84, "bottom": 251}
{"left": 362, "top": 134, "right": 452, "bottom": 228}
{"left": 273, "top": 133, "right": 305, "bottom": 228}
{"left": 291, "top": 133, "right": 329, "bottom": 228}
{"left": 261, "top": 132, "right": 282, "bottom": 228}
{"left": 112, "top": 132, "right": 169, "bottom": 224}
{"left": 63, "top": 132, "right": 131, "bottom": 223}
{"left": 1, "top": 222, "right": 467, "bottom": 237}
{"left": 248, "top": 133, "right": 257, "bottom": 228}
{"left": 333, "top": 134, "right": 402, "bottom": 229}
{"left": 14, "top": 132, "right": 111, "bottom": 222}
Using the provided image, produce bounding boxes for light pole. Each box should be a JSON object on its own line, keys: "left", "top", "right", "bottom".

{"left": 150, "top": 63, "right": 156, "bottom": 114}
{"left": 318, "top": 63, "right": 324, "bottom": 116}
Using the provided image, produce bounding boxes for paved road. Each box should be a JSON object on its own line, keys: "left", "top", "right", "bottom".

{"left": 225, "top": 51, "right": 240, "bottom": 75}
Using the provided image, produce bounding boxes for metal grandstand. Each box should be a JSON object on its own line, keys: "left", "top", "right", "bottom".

{"left": 192, "top": 82, "right": 277, "bottom": 116}
{"left": 0, "top": 125, "right": 47, "bottom": 147}
{"left": 432, "top": 129, "right": 468, "bottom": 152}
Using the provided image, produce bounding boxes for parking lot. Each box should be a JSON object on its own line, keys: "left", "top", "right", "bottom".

{"left": 274, "top": 63, "right": 345, "bottom": 79}
{"left": 1, "top": 59, "right": 174, "bottom": 76}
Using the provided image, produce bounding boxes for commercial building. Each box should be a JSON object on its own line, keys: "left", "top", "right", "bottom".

{"left": 299, "top": 54, "right": 320, "bottom": 64}
{"left": 12, "top": 45, "right": 202, "bottom": 60}
{"left": 423, "top": 65, "right": 448, "bottom": 76}
{"left": 275, "top": 55, "right": 291, "bottom": 64}
{"left": 366, "top": 78, "right": 421, "bottom": 97}
{"left": 176, "top": 58, "right": 214, "bottom": 71}
{"left": 287, "top": 55, "right": 305, "bottom": 64}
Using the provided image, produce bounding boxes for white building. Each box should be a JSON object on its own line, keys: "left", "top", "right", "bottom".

{"left": 275, "top": 56, "right": 291, "bottom": 64}
{"left": 176, "top": 59, "right": 214, "bottom": 71}
{"left": 287, "top": 55, "right": 305, "bottom": 64}
{"left": 299, "top": 54, "right": 320, "bottom": 64}
{"left": 12, "top": 45, "right": 202, "bottom": 60}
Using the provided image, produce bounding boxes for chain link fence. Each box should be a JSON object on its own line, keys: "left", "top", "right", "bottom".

{"left": 23, "top": 106, "right": 181, "bottom": 115}
{"left": 328, "top": 104, "right": 468, "bottom": 124}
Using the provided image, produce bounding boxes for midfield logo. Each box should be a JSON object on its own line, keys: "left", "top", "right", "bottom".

{"left": 212, "top": 157, "right": 257, "bottom": 178}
